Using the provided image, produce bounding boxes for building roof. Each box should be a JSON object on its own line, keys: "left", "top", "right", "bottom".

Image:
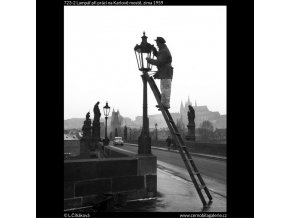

{"left": 193, "top": 106, "right": 209, "bottom": 111}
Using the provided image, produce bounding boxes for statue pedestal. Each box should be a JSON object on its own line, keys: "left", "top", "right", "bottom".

{"left": 80, "top": 118, "right": 93, "bottom": 158}
{"left": 186, "top": 124, "right": 196, "bottom": 141}
{"left": 91, "top": 121, "right": 100, "bottom": 153}
{"left": 79, "top": 138, "right": 91, "bottom": 159}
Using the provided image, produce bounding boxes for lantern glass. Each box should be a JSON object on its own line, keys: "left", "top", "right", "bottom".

{"left": 103, "top": 102, "right": 110, "bottom": 117}
{"left": 134, "top": 32, "right": 154, "bottom": 72}
{"left": 135, "top": 49, "right": 153, "bottom": 71}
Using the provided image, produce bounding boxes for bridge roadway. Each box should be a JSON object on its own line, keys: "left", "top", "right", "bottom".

{"left": 111, "top": 142, "right": 227, "bottom": 197}
{"left": 120, "top": 143, "right": 226, "bottom": 182}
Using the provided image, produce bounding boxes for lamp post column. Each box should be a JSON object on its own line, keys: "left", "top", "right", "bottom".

{"left": 155, "top": 123, "right": 158, "bottom": 142}
{"left": 138, "top": 73, "right": 151, "bottom": 155}
{"left": 103, "top": 102, "right": 110, "bottom": 146}
{"left": 105, "top": 116, "right": 108, "bottom": 141}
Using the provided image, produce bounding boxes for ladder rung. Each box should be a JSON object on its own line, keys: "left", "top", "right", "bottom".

{"left": 174, "top": 132, "right": 181, "bottom": 135}
{"left": 199, "top": 185, "right": 206, "bottom": 190}
{"left": 193, "top": 172, "right": 200, "bottom": 175}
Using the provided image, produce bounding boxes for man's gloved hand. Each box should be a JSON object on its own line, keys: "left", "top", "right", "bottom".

{"left": 146, "top": 57, "right": 152, "bottom": 64}
{"left": 153, "top": 72, "right": 160, "bottom": 79}
{"left": 151, "top": 46, "right": 158, "bottom": 56}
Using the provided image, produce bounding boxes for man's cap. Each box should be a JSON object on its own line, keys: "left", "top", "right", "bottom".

{"left": 155, "top": 37, "right": 166, "bottom": 44}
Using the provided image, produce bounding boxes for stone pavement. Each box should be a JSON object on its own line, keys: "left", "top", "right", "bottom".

{"left": 70, "top": 162, "right": 226, "bottom": 212}
{"left": 112, "top": 165, "right": 226, "bottom": 212}
{"left": 67, "top": 144, "right": 226, "bottom": 213}
{"left": 157, "top": 160, "right": 227, "bottom": 198}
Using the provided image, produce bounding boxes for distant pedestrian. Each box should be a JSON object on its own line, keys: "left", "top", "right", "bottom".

{"left": 166, "top": 136, "right": 172, "bottom": 150}
{"left": 172, "top": 139, "right": 177, "bottom": 150}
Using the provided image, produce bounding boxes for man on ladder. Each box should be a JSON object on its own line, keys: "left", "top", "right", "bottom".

{"left": 146, "top": 37, "right": 174, "bottom": 110}
{"left": 144, "top": 36, "right": 213, "bottom": 206}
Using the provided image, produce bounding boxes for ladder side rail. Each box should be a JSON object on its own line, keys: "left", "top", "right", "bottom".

{"left": 144, "top": 72, "right": 210, "bottom": 205}
{"left": 148, "top": 76, "right": 212, "bottom": 202}
{"left": 146, "top": 75, "right": 188, "bottom": 152}
{"left": 185, "top": 155, "right": 213, "bottom": 200}
{"left": 164, "top": 109, "right": 200, "bottom": 166}
{"left": 168, "top": 116, "right": 213, "bottom": 201}
{"left": 164, "top": 109, "right": 204, "bottom": 171}
{"left": 148, "top": 79, "right": 189, "bottom": 158}
{"left": 149, "top": 76, "right": 161, "bottom": 99}
{"left": 145, "top": 73, "right": 200, "bottom": 176}
{"left": 168, "top": 116, "right": 212, "bottom": 200}
{"left": 163, "top": 109, "right": 190, "bottom": 149}
{"left": 147, "top": 85, "right": 190, "bottom": 154}
{"left": 147, "top": 77, "right": 200, "bottom": 179}
{"left": 166, "top": 114, "right": 212, "bottom": 202}
{"left": 162, "top": 111, "right": 207, "bottom": 205}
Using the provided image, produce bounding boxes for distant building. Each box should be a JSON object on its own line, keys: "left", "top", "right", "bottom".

{"left": 63, "top": 97, "right": 226, "bottom": 140}
{"left": 110, "top": 108, "right": 123, "bottom": 137}
{"left": 213, "top": 128, "right": 227, "bottom": 142}
{"left": 176, "top": 116, "right": 186, "bottom": 135}
{"left": 135, "top": 113, "right": 180, "bottom": 129}
{"left": 130, "top": 97, "right": 226, "bottom": 131}
{"left": 213, "top": 115, "right": 227, "bottom": 129}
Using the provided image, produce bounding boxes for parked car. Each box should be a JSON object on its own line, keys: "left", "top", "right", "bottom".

{"left": 113, "top": 137, "right": 124, "bottom": 146}
{"left": 64, "top": 152, "right": 72, "bottom": 160}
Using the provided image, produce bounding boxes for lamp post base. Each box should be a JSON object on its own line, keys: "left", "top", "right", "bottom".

{"left": 138, "top": 133, "right": 152, "bottom": 155}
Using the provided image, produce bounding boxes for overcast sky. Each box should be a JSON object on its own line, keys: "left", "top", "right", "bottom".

{"left": 64, "top": 6, "right": 226, "bottom": 120}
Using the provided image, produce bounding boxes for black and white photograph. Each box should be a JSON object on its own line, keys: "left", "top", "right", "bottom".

{"left": 63, "top": 3, "right": 227, "bottom": 214}
{"left": 2, "top": 0, "right": 268, "bottom": 217}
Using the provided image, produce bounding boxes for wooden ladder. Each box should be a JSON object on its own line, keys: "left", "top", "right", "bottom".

{"left": 144, "top": 72, "right": 213, "bottom": 206}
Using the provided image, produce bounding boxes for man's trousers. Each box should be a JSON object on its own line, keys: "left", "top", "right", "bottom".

{"left": 160, "top": 79, "right": 172, "bottom": 108}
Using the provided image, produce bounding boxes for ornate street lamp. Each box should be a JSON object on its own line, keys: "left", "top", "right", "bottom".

{"left": 134, "top": 32, "right": 154, "bottom": 155}
{"left": 134, "top": 32, "right": 154, "bottom": 72}
{"left": 103, "top": 101, "right": 110, "bottom": 145}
